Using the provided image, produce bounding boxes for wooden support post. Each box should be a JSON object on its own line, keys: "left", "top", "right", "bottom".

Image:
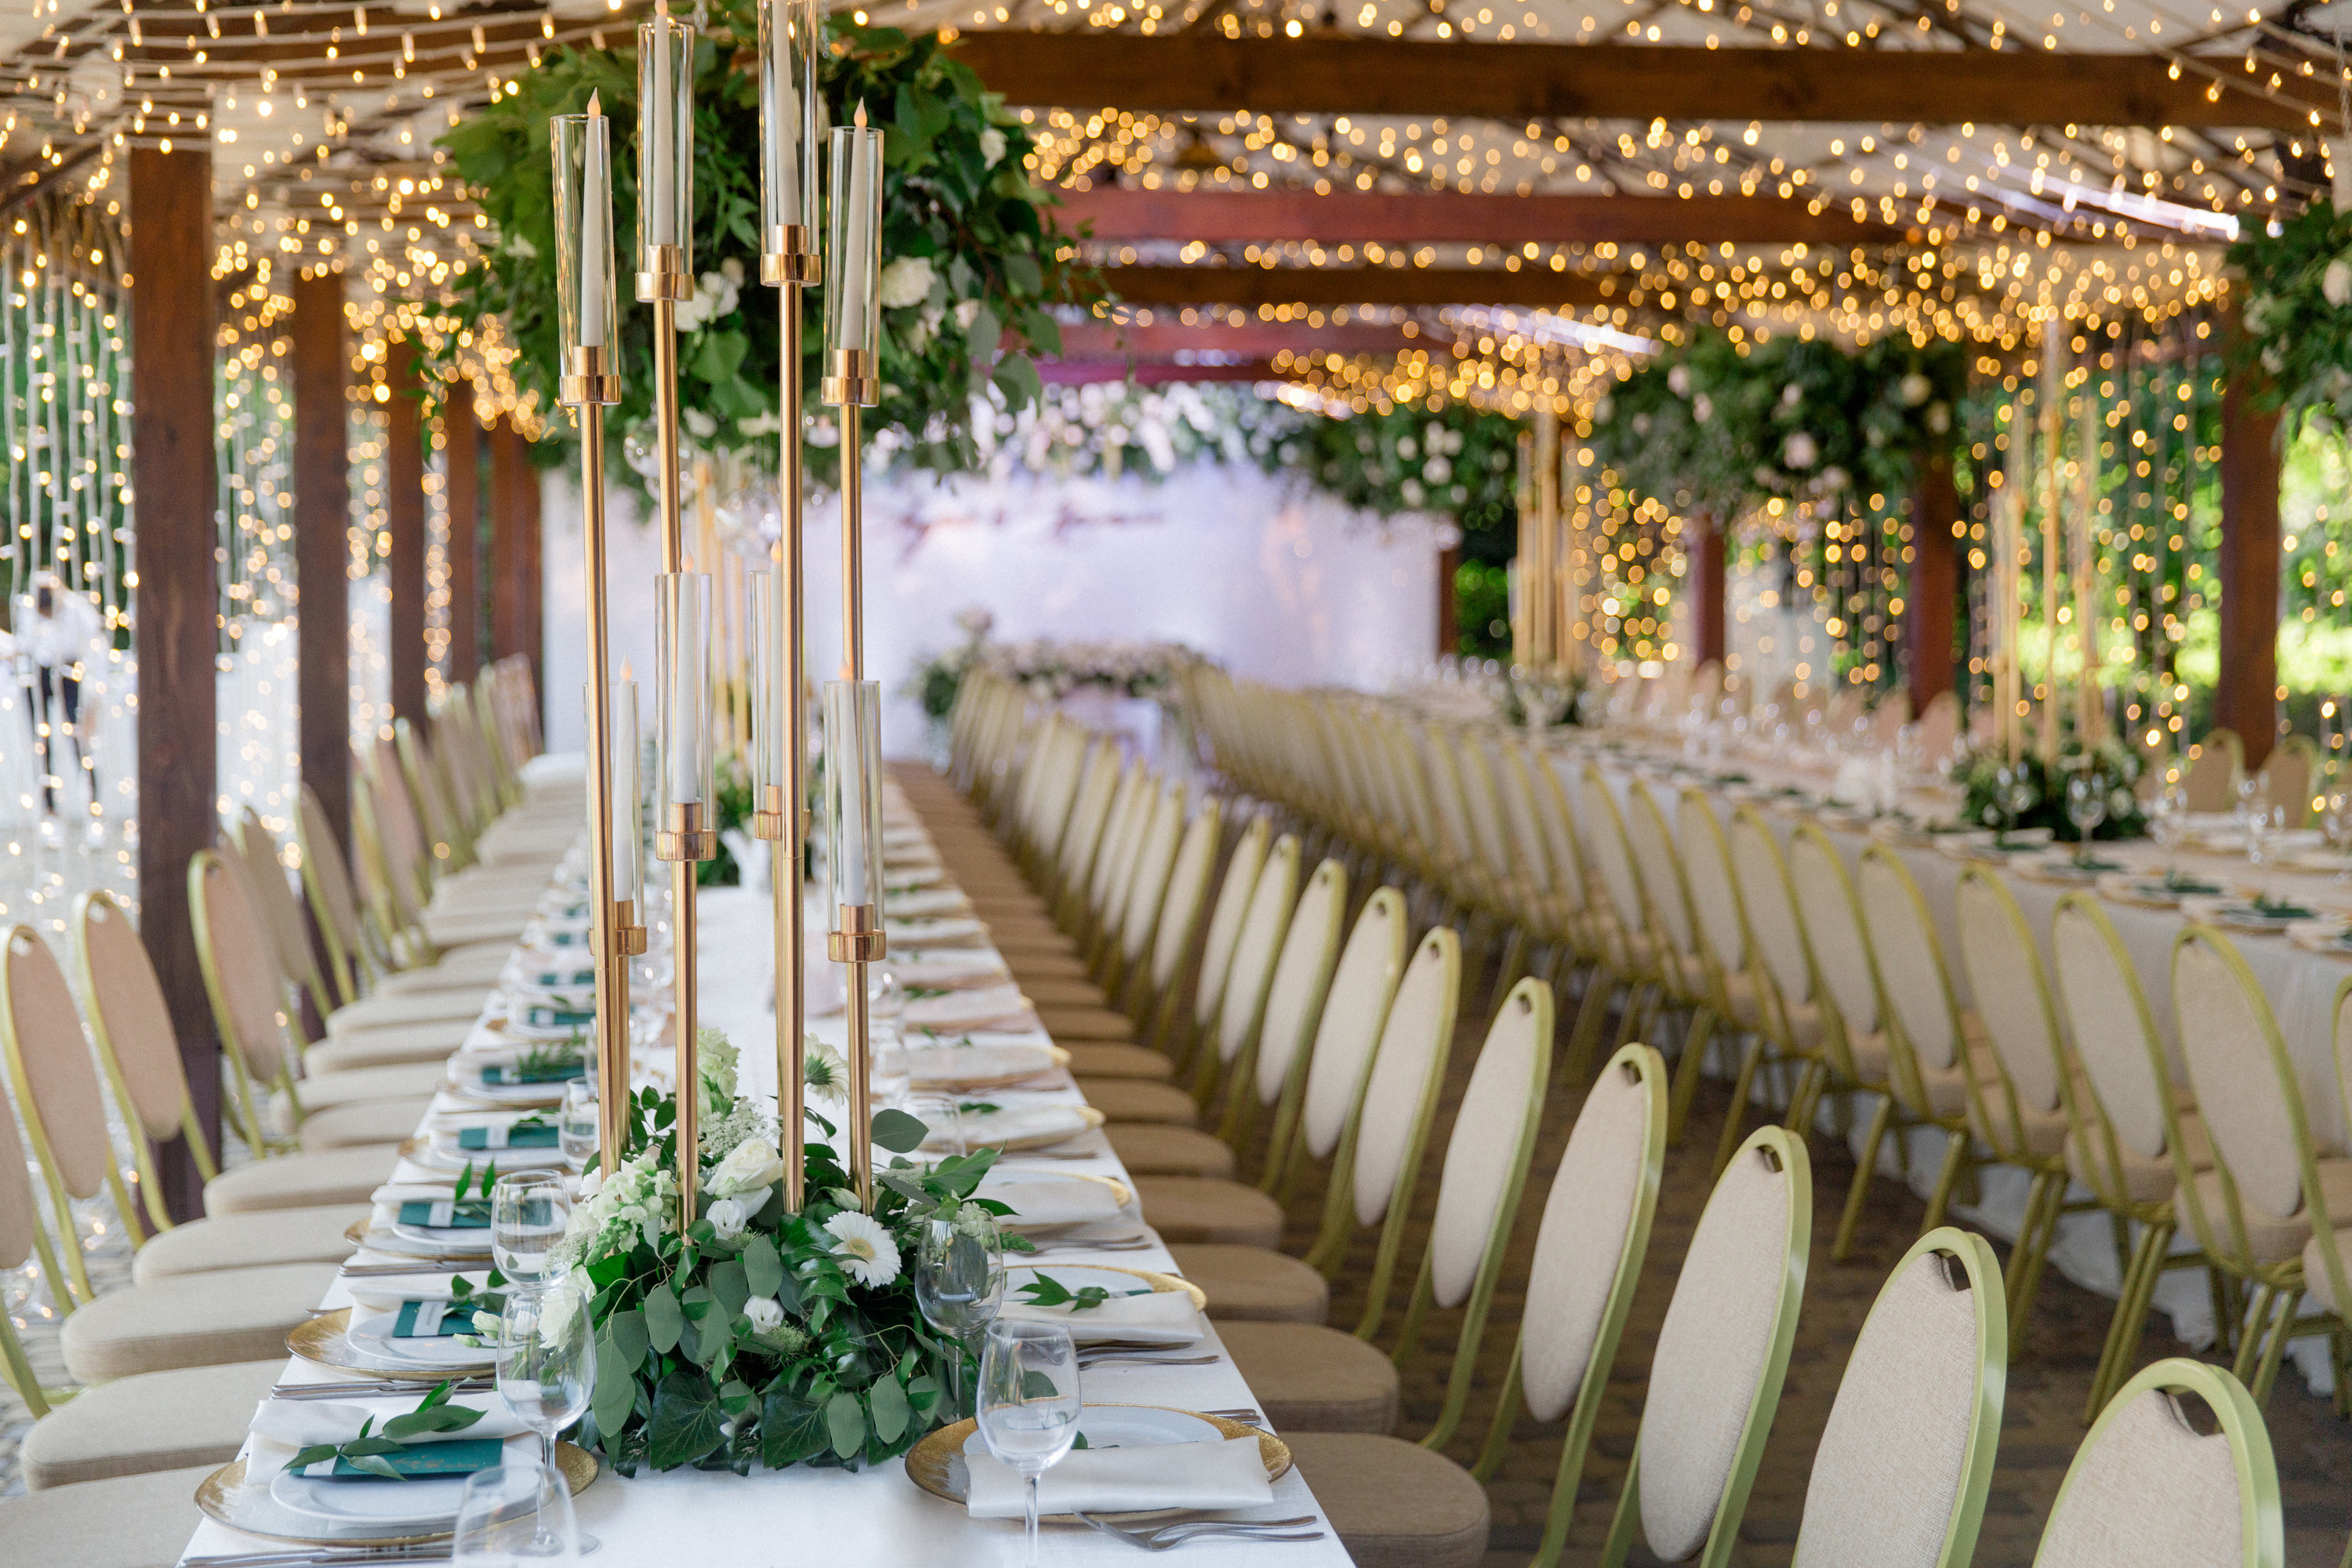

{"left": 521, "top": 440, "right": 543, "bottom": 707}
{"left": 292, "top": 267, "right": 351, "bottom": 851}
{"left": 1437, "top": 541, "right": 1460, "bottom": 658}
{"left": 443, "top": 379, "right": 481, "bottom": 685}
{"left": 1688, "top": 511, "right": 1728, "bottom": 669}
{"left": 488, "top": 418, "right": 546, "bottom": 721}
{"left": 1909, "top": 451, "right": 1961, "bottom": 713}
{"left": 385, "top": 342, "right": 427, "bottom": 728}
{"left": 130, "top": 146, "right": 220, "bottom": 1223}
{"left": 2219, "top": 331, "right": 2281, "bottom": 771}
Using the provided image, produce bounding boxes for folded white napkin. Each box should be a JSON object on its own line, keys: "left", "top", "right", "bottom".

{"left": 882, "top": 1042, "right": 1058, "bottom": 1089}
{"left": 887, "top": 916, "right": 988, "bottom": 945}
{"left": 893, "top": 959, "right": 1014, "bottom": 990}
{"left": 940, "top": 1104, "right": 1097, "bottom": 1150}
{"left": 996, "top": 1289, "right": 1203, "bottom": 1346}
{"left": 344, "top": 1273, "right": 494, "bottom": 1312}
{"left": 884, "top": 888, "right": 972, "bottom": 919}
{"left": 976, "top": 1172, "right": 1123, "bottom": 1226}
{"left": 247, "top": 1404, "right": 532, "bottom": 1483}
{"left": 906, "top": 985, "right": 1035, "bottom": 1032}
{"left": 965, "top": 1436, "right": 1269, "bottom": 1519}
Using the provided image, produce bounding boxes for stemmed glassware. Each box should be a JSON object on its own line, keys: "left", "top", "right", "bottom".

{"left": 2323, "top": 786, "right": 2352, "bottom": 883}
{"left": 493, "top": 1279, "right": 597, "bottom": 1556}
{"left": 1991, "top": 764, "right": 2036, "bottom": 843}
{"left": 2065, "top": 770, "right": 2107, "bottom": 858}
{"left": 452, "top": 1457, "right": 581, "bottom": 1565}
{"left": 914, "top": 1209, "right": 1006, "bottom": 1420}
{"left": 978, "top": 1319, "right": 1082, "bottom": 1568}
{"left": 904, "top": 1093, "right": 965, "bottom": 1158}
{"left": 557, "top": 1080, "right": 600, "bottom": 1177}
{"left": 490, "top": 1173, "right": 572, "bottom": 1284}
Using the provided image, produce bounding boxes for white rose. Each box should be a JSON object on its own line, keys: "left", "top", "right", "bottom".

{"left": 684, "top": 408, "right": 717, "bottom": 440}
{"left": 1899, "top": 372, "right": 1933, "bottom": 406}
{"left": 720, "top": 256, "right": 745, "bottom": 288}
{"left": 955, "top": 297, "right": 982, "bottom": 330}
{"left": 2327, "top": 259, "right": 2352, "bottom": 307}
{"left": 706, "top": 1136, "right": 785, "bottom": 1199}
{"left": 1781, "top": 383, "right": 1803, "bottom": 408}
{"left": 743, "top": 1295, "right": 785, "bottom": 1333}
{"left": 1926, "top": 401, "right": 1951, "bottom": 434}
{"left": 1668, "top": 364, "right": 1691, "bottom": 397}
{"left": 1784, "top": 431, "right": 1819, "bottom": 470}
{"left": 1692, "top": 394, "right": 1712, "bottom": 424}
{"left": 507, "top": 234, "right": 538, "bottom": 260}
{"left": 879, "top": 256, "right": 935, "bottom": 310}
{"left": 706, "top": 1196, "right": 749, "bottom": 1241}
{"left": 980, "top": 126, "right": 1007, "bottom": 166}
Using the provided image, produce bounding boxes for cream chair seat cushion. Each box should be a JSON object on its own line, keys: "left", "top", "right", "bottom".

{"left": 2067, "top": 1111, "right": 2212, "bottom": 1207}
{"left": 325, "top": 988, "right": 488, "bottom": 1038}
{"left": 204, "top": 1143, "right": 401, "bottom": 1214}
{"left": 21, "top": 1358, "right": 282, "bottom": 1488}
{"left": 422, "top": 912, "right": 528, "bottom": 948}
{"left": 296, "top": 1096, "right": 439, "bottom": 1152}
{"left": 1037, "top": 1007, "right": 1137, "bottom": 1043}
{"left": 1218, "top": 1322, "right": 1397, "bottom": 1432}
{"left": 1283, "top": 1432, "right": 1488, "bottom": 1568}
{"left": 2175, "top": 1157, "right": 2352, "bottom": 1265}
{"left": 1079, "top": 1078, "right": 1198, "bottom": 1127}
{"left": 277, "top": 1061, "right": 451, "bottom": 1113}
{"left": 1003, "top": 950, "right": 1091, "bottom": 982}
{"left": 1103, "top": 1125, "right": 1236, "bottom": 1179}
{"left": 132, "top": 1203, "right": 368, "bottom": 1283}
{"left": 0, "top": 1461, "right": 220, "bottom": 1567}
{"left": 1023, "top": 978, "right": 1113, "bottom": 1008}
{"left": 60, "top": 1262, "right": 339, "bottom": 1381}
{"left": 375, "top": 943, "right": 514, "bottom": 993}
{"left": 1062, "top": 1043, "right": 1174, "bottom": 1081}
{"left": 1131, "top": 1176, "right": 1285, "bottom": 1248}
{"left": 303, "top": 1022, "right": 473, "bottom": 1076}
{"left": 1165, "top": 1243, "right": 1327, "bottom": 1322}
{"left": 1966, "top": 1073, "right": 2069, "bottom": 1160}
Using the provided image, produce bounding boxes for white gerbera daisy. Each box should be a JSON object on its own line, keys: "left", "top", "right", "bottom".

{"left": 824, "top": 1211, "right": 902, "bottom": 1288}
{"left": 804, "top": 1035, "right": 849, "bottom": 1105}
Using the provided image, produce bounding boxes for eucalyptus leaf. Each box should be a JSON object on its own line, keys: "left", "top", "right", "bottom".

{"left": 825, "top": 1391, "right": 867, "bottom": 1461}
{"left": 869, "top": 1373, "right": 911, "bottom": 1445}
{"left": 869, "top": 1107, "right": 927, "bottom": 1155}
{"left": 645, "top": 1283, "right": 684, "bottom": 1356}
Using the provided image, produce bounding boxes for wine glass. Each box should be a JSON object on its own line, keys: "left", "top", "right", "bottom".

{"left": 916, "top": 1210, "right": 1006, "bottom": 1421}
{"left": 2324, "top": 789, "right": 2352, "bottom": 883}
{"left": 490, "top": 1174, "right": 571, "bottom": 1284}
{"left": 496, "top": 1281, "right": 596, "bottom": 1486}
{"left": 2234, "top": 771, "right": 2264, "bottom": 834}
{"left": 557, "top": 1081, "right": 599, "bottom": 1176}
{"left": 978, "top": 1320, "right": 1082, "bottom": 1568}
{"left": 2002, "top": 766, "right": 2037, "bottom": 843}
{"left": 452, "top": 1456, "right": 579, "bottom": 1566}
{"left": 2066, "top": 771, "right": 2107, "bottom": 856}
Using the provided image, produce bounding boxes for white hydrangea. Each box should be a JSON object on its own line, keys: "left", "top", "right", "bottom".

{"left": 879, "top": 256, "right": 935, "bottom": 310}
{"left": 1783, "top": 431, "right": 1819, "bottom": 470}
{"left": 557, "top": 1145, "right": 677, "bottom": 1267}
{"left": 980, "top": 126, "right": 1007, "bottom": 166}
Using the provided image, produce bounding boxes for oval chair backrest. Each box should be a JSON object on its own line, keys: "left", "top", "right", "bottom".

{"left": 1349, "top": 926, "right": 1462, "bottom": 1228}
{"left": 1055, "top": 742, "right": 1120, "bottom": 888}
{"left": 297, "top": 784, "right": 370, "bottom": 966}
{"left": 1520, "top": 748, "right": 1588, "bottom": 909}
{"left": 1573, "top": 764, "right": 1645, "bottom": 934}
{"left": 1915, "top": 691, "right": 1961, "bottom": 767}
{"left": 191, "top": 850, "right": 296, "bottom": 1080}
{"left": 1119, "top": 784, "right": 1190, "bottom": 964}
{"left": 1635, "top": 1127, "right": 1812, "bottom": 1566}
{"left": 1857, "top": 848, "right": 1964, "bottom": 1073}
{"left": 1192, "top": 816, "right": 1272, "bottom": 1032}
{"left": 1519, "top": 1043, "right": 1664, "bottom": 1421}
{"left": 2261, "top": 745, "right": 2314, "bottom": 829}
{"left": 361, "top": 748, "right": 429, "bottom": 916}
{"left": 0, "top": 1055, "right": 37, "bottom": 1272}
{"left": 1730, "top": 809, "right": 1812, "bottom": 1004}
{"left": 2052, "top": 897, "right": 2171, "bottom": 1161}
{"left": 1489, "top": 741, "right": 1558, "bottom": 891}
{"left": 1417, "top": 728, "right": 1479, "bottom": 865}
{"left": 395, "top": 720, "right": 459, "bottom": 861}
{"left": 1029, "top": 724, "right": 1088, "bottom": 857}
{"left": 1426, "top": 977, "right": 1552, "bottom": 1308}
{"left": 73, "top": 891, "right": 191, "bottom": 1141}
{"left": 1099, "top": 775, "right": 1169, "bottom": 931}
{"left": 1954, "top": 871, "right": 2063, "bottom": 1114}
{"left": 1676, "top": 790, "right": 1750, "bottom": 975}
{"left": 1301, "top": 887, "right": 1410, "bottom": 1161}
{"left": 2032, "top": 1361, "right": 2280, "bottom": 1568}
{"left": 1787, "top": 827, "right": 1878, "bottom": 1039}
{"left": 1454, "top": 742, "right": 1515, "bottom": 871}
{"left": 0, "top": 925, "right": 114, "bottom": 1200}
{"left": 1149, "top": 799, "right": 1225, "bottom": 992}
{"left": 1792, "top": 1230, "right": 2004, "bottom": 1568}
{"left": 237, "top": 811, "right": 325, "bottom": 1007}
{"left": 2172, "top": 929, "right": 2307, "bottom": 1222}
{"left": 1254, "top": 860, "right": 1348, "bottom": 1106}
{"left": 1217, "top": 835, "right": 1301, "bottom": 1064}
{"left": 1623, "top": 781, "right": 1696, "bottom": 958}
{"left": 1088, "top": 765, "right": 1152, "bottom": 920}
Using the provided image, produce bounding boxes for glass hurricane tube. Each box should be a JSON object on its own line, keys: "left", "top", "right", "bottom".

{"left": 550, "top": 111, "right": 618, "bottom": 358}
{"left": 759, "top": 0, "right": 824, "bottom": 256}
{"left": 636, "top": 6, "right": 695, "bottom": 265}
{"left": 823, "top": 115, "right": 884, "bottom": 386}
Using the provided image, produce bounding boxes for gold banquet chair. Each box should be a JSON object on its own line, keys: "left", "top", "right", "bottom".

{"left": 1165, "top": 812, "right": 1272, "bottom": 1076}
{"left": 1721, "top": 806, "right": 1831, "bottom": 1171}
{"left": 1185, "top": 832, "right": 1301, "bottom": 1113}
{"left": 1671, "top": 788, "right": 1776, "bottom": 1147}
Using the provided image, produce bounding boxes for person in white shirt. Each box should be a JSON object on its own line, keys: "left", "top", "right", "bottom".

{"left": 17, "top": 574, "right": 103, "bottom": 820}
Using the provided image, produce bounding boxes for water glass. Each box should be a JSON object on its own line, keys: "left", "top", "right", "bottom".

{"left": 915, "top": 1210, "right": 1006, "bottom": 1419}
{"left": 490, "top": 1173, "right": 571, "bottom": 1283}
{"left": 2066, "top": 771, "right": 2107, "bottom": 851}
{"left": 869, "top": 967, "right": 906, "bottom": 1054}
{"left": 557, "top": 1081, "right": 599, "bottom": 1176}
{"left": 452, "top": 1457, "right": 579, "bottom": 1566}
{"left": 978, "top": 1320, "right": 1083, "bottom": 1568}
{"left": 497, "top": 1280, "right": 596, "bottom": 1480}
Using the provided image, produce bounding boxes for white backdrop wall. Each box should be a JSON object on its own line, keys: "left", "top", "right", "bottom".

{"left": 543, "top": 461, "right": 1442, "bottom": 757}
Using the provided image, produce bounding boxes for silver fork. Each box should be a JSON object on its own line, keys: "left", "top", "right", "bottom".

{"left": 1072, "top": 1515, "right": 1326, "bottom": 1551}
{"left": 1075, "top": 1352, "right": 1220, "bottom": 1370}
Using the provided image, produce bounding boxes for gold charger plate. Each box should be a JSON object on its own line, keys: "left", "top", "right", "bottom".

{"left": 289, "top": 1308, "right": 494, "bottom": 1380}
{"left": 904, "top": 1406, "right": 1289, "bottom": 1523}
{"left": 194, "top": 1441, "right": 596, "bottom": 1547}
{"left": 1005, "top": 1262, "right": 1206, "bottom": 1311}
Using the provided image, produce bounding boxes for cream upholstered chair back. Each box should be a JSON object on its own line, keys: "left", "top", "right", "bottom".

{"left": 1054, "top": 740, "right": 1120, "bottom": 891}
{"left": 2031, "top": 1360, "right": 2281, "bottom": 1568}
{"left": 2051, "top": 895, "right": 2172, "bottom": 1162}
{"left": 1300, "top": 887, "right": 1410, "bottom": 1161}
{"left": 2258, "top": 740, "right": 2314, "bottom": 830}
{"left": 358, "top": 747, "right": 429, "bottom": 918}
{"left": 190, "top": 849, "right": 297, "bottom": 1083}
{"left": 1454, "top": 740, "right": 1515, "bottom": 875}
{"left": 1575, "top": 763, "right": 1648, "bottom": 940}
{"left": 1521, "top": 746, "right": 1591, "bottom": 913}
{"left": 1623, "top": 780, "right": 1697, "bottom": 960}
{"left": 1192, "top": 815, "right": 1271, "bottom": 1033}
{"left": 71, "top": 891, "right": 191, "bottom": 1143}
{"left": 1787, "top": 826, "right": 1879, "bottom": 1041}
{"left": 297, "top": 783, "right": 372, "bottom": 989}
{"left": 2171, "top": 927, "right": 2308, "bottom": 1224}
{"left": 1348, "top": 926, "right": 1462, "bottom": 1229}
{"left": 1490, "top": 741, "right": 1559, "bottom": 898}
{"left": 235, "top": 810, "right": 329, "bottom": 1014}
{"left": 1099, "top": 774, "right": 1171, "bottom": 937}
{"left": 1086, "top": 762, "right": 1149, "bottom": 920}
{"left": 1147, "top": 798, "right": 1224, "bottom": 993}
{"left": 1417, "top": 726, "right": 1479, "bottom": 869}
{"left": 1791, "top": 1229, "right": 2005, "bottom": 1568}
{"left": 1608, "top": 1125, "right": 1811, "bottom": 1568}
{"left": 0, "top": 1062, "right": 40, "bottom": 1275}
{"left": 1676, "top": 789, "right": 1751, "bottom": 976}
{"left": 1825, "top": 686, "right": 1866, "bottom": 731}
{"left": 0, "top": 926, "right": 117, "bottom": 1203}
{"left": 1116, "top": 782, "right": 1189, "bottom": 964}
{"left": 1216, "top": 834, "right": 1301, "bottom": 1063}
{"left": 1426, "top": 976, "right": 1552, "bottom": 1309}
{"left": 1954, "top": 869, "right": 2064, "bottom": 1114}
{"left": 1728, "top": 808, "right": 1812, "bottom": 1005}
{"left": 393, "top": 720, "right": 460, "bottom": 867}
{"left": 1253, "top": 858, "right": 1347, "bottom": 1106}
{"left": 1857, "top": 847, "right": 1964, "bottom": 1074}
{"left": 2182, "top": 728, "right": 2243, "bottom": 815}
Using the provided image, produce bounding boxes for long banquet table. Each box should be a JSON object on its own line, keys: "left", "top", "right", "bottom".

{"left": 177, "top": 771, "right": 1348, "bottom": 1564}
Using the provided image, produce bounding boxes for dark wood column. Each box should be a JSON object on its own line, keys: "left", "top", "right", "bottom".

{"left": 443, "top": 380, "right": 481, "bottom": 684}
{"left": 1907, "top": 451, "right": 1961, "bottom": 713}
{"left": 2218, "top": 318, "right": 2281, "bottom": 771}
{"left": 1436, "top": 542, "right": 1460, "bottom": 657}
{"left": 385, "top": 341, "right": 427, "bottom": 728}
{"left": 291, "top": 267, "right": 351, "bottom": 850}
{"left": 488, "top": 416, "right": 544, "bottom": 702}
{"left": 519, "top": 434, "right": 544, "bottom": 711}
{"left": 130, "top": 146, "right": 220, "bottom": 1221}
{"left": 1687, "top": 511, "right": 1728, "bottom": 668}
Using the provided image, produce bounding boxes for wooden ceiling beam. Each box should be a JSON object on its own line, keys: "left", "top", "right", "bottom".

{"left": 1058, "top": 185, "right": 1910, "bottom": 244}
{"left": 954, "top": 33, "right": 2327, "bottom": 131}
{"left": 1102, "top": 263, "right": 1615, "bottom": 307}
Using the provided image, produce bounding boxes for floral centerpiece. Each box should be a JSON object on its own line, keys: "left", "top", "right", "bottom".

{"left": 568, "top": 1029, "right": 1014, "bottom": 1473}
{"left": 1948, "top": 738, "right": 2147, "bottom": 842}
{"left": 982, "top": 637, "right": 1200, "bottom": 702}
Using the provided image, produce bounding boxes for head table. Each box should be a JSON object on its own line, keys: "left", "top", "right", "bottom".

{"left": 176, "top": 774, "right": 1348, "bottom": 1565}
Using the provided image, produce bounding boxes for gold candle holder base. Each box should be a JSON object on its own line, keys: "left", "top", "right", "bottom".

{"left": 561, "top": 345, "right": 622, "bottom": 407}
{"left": 655, "top": 800, "right": 719, "bottom": 863}
{"left": 637, "top": 241, "right": 693, "bottom": 303}
{"left": 822, "top": 347, "right": 880, "bottom": 408}
{"left": 750, "top": 784, "right": 788, "bottom": 841}
{"left": 762, "top": 225, "right": 822, "bottom": 287}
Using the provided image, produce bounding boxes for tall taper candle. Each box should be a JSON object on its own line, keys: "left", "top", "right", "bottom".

{"left": 610, "top": 677, "right": 641, "bottom": 905}
{"left": 582, "top": 95, "right": 608, "bottom": 347}
{"left": 648, "top": 0, "right": 674, "bottom": 247}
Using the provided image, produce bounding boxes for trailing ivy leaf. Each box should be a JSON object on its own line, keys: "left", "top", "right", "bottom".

{"left": 761, "top": 1385, "right": 829, "bottom": 1468}
{"left": 825, "top": 1391, "right": 867, "bottom": 1461}
{"left": 646, "top": 1370, "right": 729, "bottom": 1471}
{"left": 869, "top": 1108, "right": 927, "bottom": 1155}
{"left": 869, "top": 1373, "right": 911, "bottom": 1446}
{"left": 645, "top": 1283, "right": 685, "bottom": 1356}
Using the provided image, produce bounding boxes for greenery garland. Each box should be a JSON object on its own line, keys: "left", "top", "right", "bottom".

{"left": 2227, "top": 198, "right": 2352, "bottom": 435}
{"left": 1292, "top": 400, "right": 1522, "bottom": 532}
{"left": 432, "top": 9, "right": 1096, "bottom": 488}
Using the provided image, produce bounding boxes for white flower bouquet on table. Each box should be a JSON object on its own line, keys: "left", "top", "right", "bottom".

{"left": 564, "top": 1028, "right": 1021, "bottom": 1476}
